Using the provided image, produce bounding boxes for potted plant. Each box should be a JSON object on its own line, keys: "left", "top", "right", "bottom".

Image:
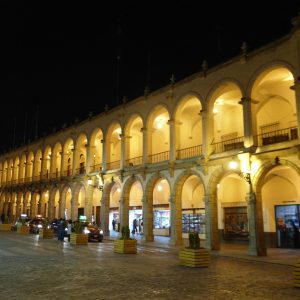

{"left": 114, "top": 225, "right": 137, "bottom": 254}
{"left": 70, "top": 221, "right": 88, "bottom": 245}
{"left": 0, "top": 215, "right": 11, "bottom": 231}
{"left": 39, "top": 219, "right": 54, "bottom": 239}
{"left": 179, "top": 232, "right": 210, "bottom": 267}
{"left": 17, "top": 218, "right": 30, "bottom": 234}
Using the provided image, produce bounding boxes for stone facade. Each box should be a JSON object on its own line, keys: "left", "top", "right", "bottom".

{"left": 1, "top": 16, "right": 300, "bottom": 256}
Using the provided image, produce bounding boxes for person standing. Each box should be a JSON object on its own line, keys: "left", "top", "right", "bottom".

{"left": 112, "top": 219, "right": 116, "bottom": 231}
{"left": 67, "top": 219, "right": 72, "bottom": 242}
{"left": 0, "top": 213, "right": 4, "bottom": 224}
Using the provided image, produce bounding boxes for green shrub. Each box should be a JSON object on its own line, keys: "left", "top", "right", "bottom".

{"left": 42, "top": 219, "right": 50, "bottom": 229}
{"left": 188, "top": 232, "right": 200, "bottom": 249}
{"left": 120, "top": 226, "right": 131, "bottom": 240}
{"left": 74, "top": 222, "right": 83, "bottom": 234}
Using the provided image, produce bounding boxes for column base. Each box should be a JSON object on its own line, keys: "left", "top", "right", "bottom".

{"left": 248, "top": 246, "right": 267, "bottom": 256}
{"left": 169, "top": 237, "right": 183, "bottom": 246}
{"left": 142, "top": 234, "right": 154, "bottom": 242}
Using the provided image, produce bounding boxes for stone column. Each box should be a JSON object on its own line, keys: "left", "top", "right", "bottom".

{"left": 85, "top": 186, "right": 93, "bottom": 222}
{"left": 141, "top": 127, "right": 148, "bottom": 165}
{"left": 239, "top": 97, "right": 257, "bottom": 147}
{"left": 204, "top": 194, "right": 220, "bottom": 250}
{"left": 119, "top": 196, "right": 129, "bottom": 229}
{"left": 16, "top": 193, "right": 23, "bottom": 219}
{"left": 246, "top": 190, "right": 267, "bottom": 256}
{"left": 142, "top": 195, "right": 154, "bottom": 242}
{"left": 48, "top": 191, "right": 55, "bottom": 221}
{"left": 72, "top": 148, "right": 78, "bottom": 176}
{"left": 101, "top": 139, "right": 107, "bottom": 172}
{"left": 86, "top": 144, "right": 91, "bottom": 174}
{"left": 291, "top": 80, "right": 300, "bottom": 139}
{"left": 120, "top": 134, "right": 125, "bottom": 169}
{"left": 200, "top": 109, "right": 211, "bottom": 157}
{"left": 167, "top": 119, "right": 175, "bottom": 161}
{"left": 169, "top": 194, "right": 183, "bottom": 245}
{"left": 100, "top": 192, "right": 110, "bottom": 236}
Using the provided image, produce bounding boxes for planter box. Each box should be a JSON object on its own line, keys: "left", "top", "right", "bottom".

{"left": 17, "top": 225, "right": 30, "bottom": 234}
{"left": 114, "top": 239, "right": 137, "bottom": 254}
{"left": 0, "top": 224, "right": 11, "bottom": 231}
{"left": 179, "top": 248, "right": 210, "bottom": 267}
{"left": 39, "top": 228, "right": 54, "bottom": 239}
{"left": 294, "top": 262, "right": 300, "bottom": 288}
{"left": 70, "top": 233, "right": 88, "bottom": 245}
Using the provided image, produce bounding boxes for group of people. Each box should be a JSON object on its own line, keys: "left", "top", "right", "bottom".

{"left": 55, "top": 218, "right": 73, "bottom": 242}
{"left": 132, "top": 218, "right": 143, "bottom": 235}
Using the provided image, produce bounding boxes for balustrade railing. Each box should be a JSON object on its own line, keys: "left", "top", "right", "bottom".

{"left": 106, "top": 160, "right": 120, "bottom": 170}
{"left": 255, "top": 126, "right": 298, "bottom": 146}
{"left": 176, "top": 145, "right": 202, "bottom": 159}
{"left": 212, "top": 136, "right": 244, "bottom": 154}
{"left": 148, "top": 151, "right": 169, "bottom": 164}
{"left": 90, "top": 163, "right": 102, "bottom": 173}
{"left": 125, "top": 156, "right": 142, "bottom": 167}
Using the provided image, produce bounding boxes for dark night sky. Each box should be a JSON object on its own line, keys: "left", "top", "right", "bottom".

{"left": 1, "top": 1, "right": 300, "bottom": 153}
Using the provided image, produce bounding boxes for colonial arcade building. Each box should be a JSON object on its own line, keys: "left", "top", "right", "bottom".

{"left": 1, "top": 17, "right": 300, "bottom": 256}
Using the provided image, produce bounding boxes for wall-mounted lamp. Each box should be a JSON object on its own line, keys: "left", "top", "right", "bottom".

{"left": 242, "top": 172, "right": 251, "bottom": 184}
{"left": 228, "top": 159, "right": 239, "bottom": 170}
{"left": 88, "top": 177, "right": 104, "bottom": 191}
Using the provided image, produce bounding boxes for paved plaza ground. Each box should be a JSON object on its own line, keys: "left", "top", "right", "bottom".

{"left": 0, "top": 231, "right": 299, "bottom": 300}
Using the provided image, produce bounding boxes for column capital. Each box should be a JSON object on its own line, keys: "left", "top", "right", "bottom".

{"left": 141, "top": 195, "right": 147, "bottom": 204}
{"left": 140, "top": 127, "right": 147, "bottom": 132}
{"left": 167, "top": 119, "right": 175, "bottom": 126}
{"left": 168, "top": 195, "right": 175, "bottom": 204}
{"left": 239, "top": 97, "right": 259, "bottom": 105}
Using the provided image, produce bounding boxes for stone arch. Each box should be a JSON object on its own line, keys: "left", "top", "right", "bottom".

{"left": 173, "top": 91, "right": 204, "bottom": 119}
{"left": 49, "top": 185, "right": 60, "bottom": 220}
{"left": 100, "top": 177, "right": 121, "bottom": 236}
{"left": 206, "top": 77, "right": 245, "bottom": 112}
{"left": 170, "top": 169, "right": 206, "bottom": 245}
{"left": 60, "top": 183, "right": 72, "bottom": 219}
{"left": 206, "top": 166, "right": 243, "bottom": 250}
{"left": 143, "top": 173, "right": 172, "bottom": 242}
{"left": 246, "top": 60, "right": 296, "bottom": 96}
{"left": 120, "top": 175, "right": 144, "bottom": 229}
{"left": 71, "top": 181, "right": 86, "bottom": 221}
{"left": 123, "top": 113, "right": 144, "bottom": 166}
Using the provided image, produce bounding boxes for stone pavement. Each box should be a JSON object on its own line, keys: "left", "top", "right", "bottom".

{"left": 0, "top": 231, "right": 299, "bottom": 300}
{"left": 110, "top": 231, "right": 300, "bottom": 266}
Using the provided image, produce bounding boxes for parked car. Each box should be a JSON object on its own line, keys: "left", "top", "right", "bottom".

{"left": 73, "top": 221, "right": 103, "bottom": 242}
{"left": 11, "top": 217, "right": 31, "bottom": 231}
{"left": 29, "top": 217, "right": 45, "bottom": 234}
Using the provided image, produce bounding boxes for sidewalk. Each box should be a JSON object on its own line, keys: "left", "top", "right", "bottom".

{"left": 106, "top": 232, "right": 300, "bottom": 266}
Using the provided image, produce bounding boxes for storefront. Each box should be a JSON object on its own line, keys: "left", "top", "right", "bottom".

{"left": 275, "top": 204, "right": 300, "bottom": 248}
{"left": 223, "top": 206, "right": 249, "bottom": 241}
{"left": 182, "top": 208, "right": 206, "bottom": 239}
{"left": 153, "top": 205, "right": 170, "bottom": 236}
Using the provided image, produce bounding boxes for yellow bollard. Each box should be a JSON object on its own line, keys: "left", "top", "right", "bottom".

{"left": 294, "top": 262, "right": 300, "bottom": 288}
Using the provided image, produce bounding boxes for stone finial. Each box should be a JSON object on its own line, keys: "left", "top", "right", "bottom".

{"left": 104, "top": 104, "right": 109, "bottom": 113}
{"left": 241, "top": 41, "right": 248, "bottom": 57}
{"left": 202, "top": 60, "right": 208, "bottom": 77}
{"left": 144, "top": 86, "right": 150, "bottom": 98}
{"left": 291, "top": 12, "right": 300, "bottom": 28}
{"left": 74, "top": 117, "right": 79, "bottom": 124}
{"left": 88, "top": 111, "right": 93, "bottom": 118}
{"left": 122, "top": 96, "right": 127, "bottom": 105}
{"left": 170, "top": 74, "right": 176, "bottom": 85}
